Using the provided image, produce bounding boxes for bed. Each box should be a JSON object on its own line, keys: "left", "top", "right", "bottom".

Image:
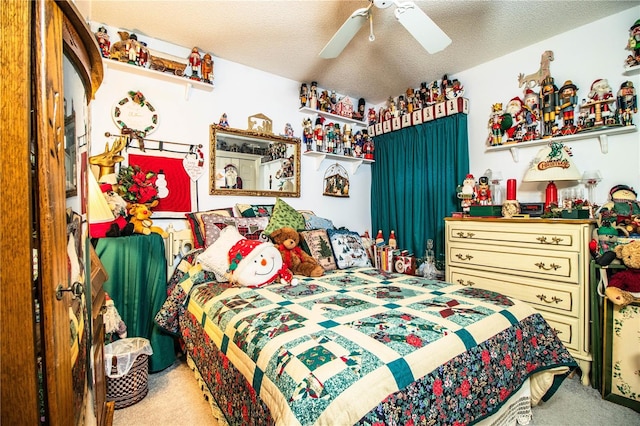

{"left": 156, "top": 224, "right": 577, "bottom": 426}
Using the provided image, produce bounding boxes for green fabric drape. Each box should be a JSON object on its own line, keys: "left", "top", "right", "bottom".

{"left": 371, "top": 114, "right": 469, "bottom": 262}
{"left": 95, "top": 234, "right": 176, "bottom": 372}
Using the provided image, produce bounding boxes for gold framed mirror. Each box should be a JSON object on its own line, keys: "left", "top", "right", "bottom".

{"left": 209, "top": 125, "right": 301, "bottom": 197}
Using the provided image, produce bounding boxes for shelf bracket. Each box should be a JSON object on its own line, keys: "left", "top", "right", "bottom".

{"left": 509, "top": 147, "right": 520, "bottom": 162}
{"left": 349, "top": 159, "right": 364, "bottom": 174}
{"left": 598, "top": 133, "right": 608, "bottom": 154}
{"left": 312, "top": 153, "right": 326, "bottom": 170}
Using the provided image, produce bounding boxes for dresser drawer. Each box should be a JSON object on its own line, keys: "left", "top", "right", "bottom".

{"left": 446, "top": 221, "right": 584, "bottom": 252}
{"left": 449, "top": 267, "right": 579, "bottom": 316}
{"left": 447, "top": 243, "right": 580, "bottom": 283}
{"left": 538, "top": 311, "right": 580, "bottom": 353}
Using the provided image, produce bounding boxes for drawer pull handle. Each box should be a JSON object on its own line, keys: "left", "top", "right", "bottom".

{"left": 536, "top": 236, "right": 563, "bottom": 245}
{"left": 552, "top": 328, "right": 562, "bottom": 336}
{"left": 455, "top": 253, "right": 474, "bottom": 261}
{"left": 455, "top": 232, "right": 475, "bottom": 238}
{"left": 456, "top": 279, "right": 475, "bottom": 287}
{"left": 535, "top": 262, "right": 560, "bottom": 271}
{"left": 536, "top": 294, "right": 563, "bottom": 304}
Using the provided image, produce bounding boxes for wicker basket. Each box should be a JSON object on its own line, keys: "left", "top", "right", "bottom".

{"left": 106, "top": 352, "right": 149, "bottom": 409}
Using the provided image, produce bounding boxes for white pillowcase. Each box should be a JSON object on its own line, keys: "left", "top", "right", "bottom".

{"left": 197, "top": 226, "right": 244, "bottom": 281}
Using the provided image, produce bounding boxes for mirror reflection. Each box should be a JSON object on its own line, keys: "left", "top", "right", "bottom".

{"left": 209, "top": 125, "right": 301, "bottom": 197}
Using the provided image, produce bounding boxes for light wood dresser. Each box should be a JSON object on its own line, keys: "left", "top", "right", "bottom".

{"left": 444, "top": 217, "right": 595, "bottom": 386}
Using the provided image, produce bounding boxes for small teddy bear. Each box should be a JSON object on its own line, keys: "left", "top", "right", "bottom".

{"left": 605, "top": 241, "right": 640, "bottom": 306}
{"left": 270, "top": 227, "right": 324, "bottom": 277}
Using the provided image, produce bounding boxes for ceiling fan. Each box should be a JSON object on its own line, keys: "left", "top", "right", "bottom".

{"left": 319, "top": 0, "right": 451, "bottom": 59}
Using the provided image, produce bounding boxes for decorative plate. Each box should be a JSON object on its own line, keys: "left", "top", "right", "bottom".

{"left": 112, "top": 91, "right": 159, "bottom": 135}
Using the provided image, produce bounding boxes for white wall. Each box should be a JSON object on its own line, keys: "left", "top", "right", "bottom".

{"left": 455, "top": 7, "right": 640, "bottom": 207}
{"left": 89, "top": 7, "right": 638, "bottom": 235}
{"left": 88, "top": 24, "right": 372, "bottom": 234}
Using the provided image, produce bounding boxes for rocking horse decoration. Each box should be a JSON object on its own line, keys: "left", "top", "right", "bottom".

{"left": 518, "top": 50, "right": 554, "bottom": 90}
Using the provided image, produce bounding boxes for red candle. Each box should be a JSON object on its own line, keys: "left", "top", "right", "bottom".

{"left": 507, "top": 179, "right": 517, "bottom": 200}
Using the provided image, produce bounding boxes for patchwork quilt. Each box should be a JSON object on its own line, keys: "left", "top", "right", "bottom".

{"left": 156, "top": 265, "right": 576, "bottom": 425}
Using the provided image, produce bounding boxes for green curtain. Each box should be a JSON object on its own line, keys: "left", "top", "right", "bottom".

{"left": 371, "top": 114, "right": 469, "bottom": 262}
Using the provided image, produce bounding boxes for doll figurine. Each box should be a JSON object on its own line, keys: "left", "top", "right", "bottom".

{"left": 616, "top": 81, "right": 637, "bottom": 126}
{"left": 585, "top": 79, "right": 615, "bottom": 127}
{"left": 487, "top": 103, "right": 504, "bottom": 146}
{"left": 627, "top": 19, "right": 640, "bottom": 66}
{"left": 302, "top": 117, "right": 313, "bottom": 151}
{"left": 313, "top": 117, "right": 324, "bottom": 152}
{"left": 219, "top": 113, "right": 229, "bottom": 127}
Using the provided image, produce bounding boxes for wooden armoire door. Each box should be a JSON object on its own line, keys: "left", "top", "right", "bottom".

{"left": 0, "top": 1, "right": 102, "bottom": 424}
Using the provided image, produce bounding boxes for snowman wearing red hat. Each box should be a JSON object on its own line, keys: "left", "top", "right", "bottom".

{"left": 227, "top": 238, "right": 294, "bottom": 287}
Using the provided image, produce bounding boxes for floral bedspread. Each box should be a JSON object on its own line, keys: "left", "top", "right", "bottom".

{"left": 156, "top": 264, "right": 576, "bottom": 426}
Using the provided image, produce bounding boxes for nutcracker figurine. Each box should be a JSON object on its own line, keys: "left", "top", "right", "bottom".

{"left": 616, "top": 81, "right": 637, "bottom": 126}
{"left": 557, "top": 80, "right": 579, "bottom": 134}
{"left": 363, "top": 131, "right": 374, "bottom": 160}
{"left": 540, "top": 76, "right": 559, "bottom": 137}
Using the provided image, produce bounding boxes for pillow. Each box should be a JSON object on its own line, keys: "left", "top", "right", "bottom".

{"left": 197, "top": 226, "right": 245, "bottom": 281}
{"left": 299, "top": 229, "right": 337, "bottom": 271}
{"left": 326, "top": 228, "right": 373, "bottom": 269}
{"left": 201, "top": 214, "right": 269, "bottom": 248}
{"left": 186, "top": 208, "right": 235, "bottom": 249}
{"left": 236, "top": 203, "right": 274, "bottom": 218}
{"left": 304, "top": 214, "right": 336, "bottom": 230}
{"left": 263, "top": 198, "right": 306, "bottom": 236}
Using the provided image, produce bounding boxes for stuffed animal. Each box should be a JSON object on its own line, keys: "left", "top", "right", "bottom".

{"left": 127, "top": 200, "right": 168, "bottom": 238}
{"left": 604, "top": 241, "right": 640, "bottom": 306}
{"left": 226, "top": 238, "right": 294, "bottom": 287}
{"left": 270, "top": 227, "right": 324, "bottom": 277}
{"left": 599, "top": 184, "right": 640, "bottom": 227}
{"left": 590, "top": 220, "right": 622, "bottom": 266}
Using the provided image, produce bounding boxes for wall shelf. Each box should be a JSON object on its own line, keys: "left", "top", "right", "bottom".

{"left": 623, "top": 64, "right": 640, "bottom": 75}
{"left": 103, "top": 59, "right": 214, "bottom": 99}
{"left": 303, "top": 151, "right": 373, "bottom": 173}
{"left": 485, "top": 125, "right": 637, "bottom": 162}
{"left": 299, "top": 107, "right": 367, "bottom": 127}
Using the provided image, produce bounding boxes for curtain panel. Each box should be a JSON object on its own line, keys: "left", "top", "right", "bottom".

{"left": 370, "top": 114, "right": 469, "bottom": 264}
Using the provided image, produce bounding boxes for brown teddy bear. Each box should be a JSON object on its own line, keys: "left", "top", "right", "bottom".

{"left": 605, "top": 241, "right": 640, "bottom": 306}
{"left": 270, "top": 227, "right": 324, "bottom": 277}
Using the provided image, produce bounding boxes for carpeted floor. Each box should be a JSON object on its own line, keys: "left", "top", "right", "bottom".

{"left": 113, "top": 357, "right": 640, "bottom": 425}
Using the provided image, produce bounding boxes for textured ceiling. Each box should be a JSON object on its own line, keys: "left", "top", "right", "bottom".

{"left": 82, "top": 1, "right": 638, "bottom": 104}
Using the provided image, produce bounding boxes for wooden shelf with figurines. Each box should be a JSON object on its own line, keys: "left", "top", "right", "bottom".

{"left": 367, "top": 75, "right": 468, "bottom": 138}
{"left": 484, "top": 50, "right": 638, "bottom": 162}
{"left": 94, "top": 26, "right": 214, "bottom": 100}
{"left": 298, "top": 81, "right": 374, "bottom": 171}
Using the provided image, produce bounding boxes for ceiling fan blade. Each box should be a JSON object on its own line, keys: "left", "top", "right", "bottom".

{"left": 394, "top": 2, "right": 451, "bottom": 54}
{"left": 319, "top": 6, "right": 371, "bottom": 59}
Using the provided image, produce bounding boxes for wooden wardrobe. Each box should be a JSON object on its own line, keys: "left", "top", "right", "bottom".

{"left": 1, "top": 1, "right": 106, "bottom": 424}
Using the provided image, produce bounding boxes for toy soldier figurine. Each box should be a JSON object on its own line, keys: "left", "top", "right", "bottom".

{"left": 299, "top": 83, "right": 308, "bottom": 108}
{"left": 557, "top": 80, "right": 579, "bottom": 134}
{"left": 302, "top": 117, "right": 313, "bottom": 151}
{"left": 95, "top": 26, "right": 111, "bottom": 58}
{"left": 313, "top": 117, "right": 324, "bottom": 152}
{"left": 616, "top": 81, "right": 637, "bottom": 126}
{"left": 309, "top": 81, "right": 318, "bottom": 110}
{"left": 540, "top": 76, "right": 559, "bottom": 137}
{"left": 188, "top": 47, "right": 202, "bottom": 80}
{"left": 201, "top": 53, "right": 214, "bottom": 83}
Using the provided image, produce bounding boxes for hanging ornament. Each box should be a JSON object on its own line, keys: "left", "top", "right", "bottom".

{"left": 183, "top": 145, "right": 205, "bottom": 181}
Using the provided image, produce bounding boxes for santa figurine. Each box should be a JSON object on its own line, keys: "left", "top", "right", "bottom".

{"left": 586, "top": 78, "right": 615, "bottom": 126}
{"left": 501, "top": 97, "right": 524, "bottom": 142}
